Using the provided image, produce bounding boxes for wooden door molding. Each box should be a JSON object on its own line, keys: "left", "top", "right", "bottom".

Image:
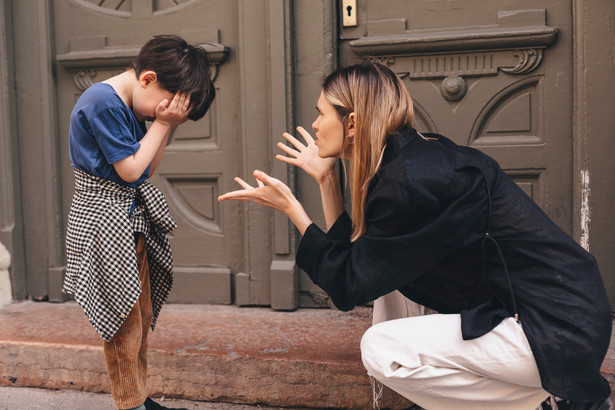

{"left": 7, "top": 0, "right": 66, "bottom": 301}
{"left": 0, "top": 0, "right": 26, "bottom": 300}
{"left": 56, "top": 37, "right": 229, "bottom": 92}
{"left": 290, "top": 0, "right": 338, "bottom": 308}
{"left": 267, "top": 0, "right": 298, "bottom": 310}
{"left": 348, "top": 9, "right": 557, "bottom": 56}
{"left": 571, "top": 0, "right": 615, "bottom": 303}
{"left": 233, "top": 0, "right": 300, "bottom": 309}
{"left": 349, "top": 9, "right": 557, "bottom": 105}
{"left": 469, "top": 75, "right": 542, "bottom": 146}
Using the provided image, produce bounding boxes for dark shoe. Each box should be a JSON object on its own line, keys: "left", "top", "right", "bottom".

{"left": 570, "top": 396, "right": 613, "bottom": 410}
{"left": 536, "top": 396, "right": 612, "bottom": 410}
{"left": 144, "top": 397, "right": 188, "bottom": 410}
{"left": 541, "top": 397, "right": 573, "bottom": 410}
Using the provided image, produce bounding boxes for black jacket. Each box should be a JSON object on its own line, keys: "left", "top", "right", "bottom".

{"left": 297, "top": 127, "right": 611, "bottom": 402}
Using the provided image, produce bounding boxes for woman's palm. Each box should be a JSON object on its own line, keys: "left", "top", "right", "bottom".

{"left": 276, "top": 127, "right": 337, "bottom": 183}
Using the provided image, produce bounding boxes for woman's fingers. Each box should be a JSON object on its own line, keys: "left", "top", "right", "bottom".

{"left": 217, "top": 176, "right": 259, "bottom": 201}
{"left": 218, "top": 170, "right": 297, "bottom": 217}
{"left": 227, "top": 171, "right": 277, "bottom": 193}
{"left": 233, "top": 177, "right": 254, "bottom": 190}
{"left": 253, "top": 169, "right": 273, "bottom": 184}
{"left": 296, "top": 126, "right": 315, "bottom": 145}
{"left": 279, "top": 127, "right": 316, "bottom": 159}
{"left": 275, "top": 154, "right": 296, "bottom": 165}
{"left": 218, "top": 190, "right": 244, "bottom": 201}
{"left": 282, "top": 132, "right": 306, "bottom": 151}
{"left": 218, "top": 188, "right": 254, "bottom": 201}
{"left": 277, "top": 141, "right": 300, "bottom": 158}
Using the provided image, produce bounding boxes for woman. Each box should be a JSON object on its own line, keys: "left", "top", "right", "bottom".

{"left": 218, "top": 61, "right": 612, "bottom": 410}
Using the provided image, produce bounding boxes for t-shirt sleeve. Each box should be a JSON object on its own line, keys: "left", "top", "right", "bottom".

{"left": 88, "top": 107, "right": 141, "bottom": 164}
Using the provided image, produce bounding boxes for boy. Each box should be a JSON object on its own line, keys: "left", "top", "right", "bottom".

{"left": 63, "top": 35, "right": 215, "bottom": 410}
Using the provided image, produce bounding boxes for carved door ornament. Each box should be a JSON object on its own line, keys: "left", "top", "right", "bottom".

{"left": 349, "top": 9, "right": 557, "bottom": 101}
{"left": 72, "top": 0, "right": 200, "bottom": 18}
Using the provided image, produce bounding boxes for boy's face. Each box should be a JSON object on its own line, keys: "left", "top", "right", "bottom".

{"left": 132, "top": 72, "right": 175, "bottom": 123}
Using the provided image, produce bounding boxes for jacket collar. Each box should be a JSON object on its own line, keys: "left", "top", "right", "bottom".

{"left": 382, "top": 126, "right": 420, "bottom": 166}
{"left": 366, "top": 127, "right": 419, "bottom": 196}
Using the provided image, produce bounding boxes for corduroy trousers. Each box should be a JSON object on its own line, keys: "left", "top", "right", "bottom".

{"left": 103, "top": 233, "right": 152, "bottom": 409}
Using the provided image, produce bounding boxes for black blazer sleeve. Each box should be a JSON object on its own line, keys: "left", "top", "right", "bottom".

{"left": 296, "top": 143, "right": 486, "bottom": 311}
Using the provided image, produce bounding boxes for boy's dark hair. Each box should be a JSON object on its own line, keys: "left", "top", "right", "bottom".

{"left": 131, "top": 35, "right": 216, "bottom": 121}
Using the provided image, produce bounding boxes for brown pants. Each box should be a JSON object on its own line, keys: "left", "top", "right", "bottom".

{"left": 103, "top": 233, "right": 153, "bottom": 409}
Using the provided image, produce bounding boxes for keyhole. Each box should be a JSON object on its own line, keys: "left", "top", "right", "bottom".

{"left": 342, "top": 0, "right": 357, "bottom": 27}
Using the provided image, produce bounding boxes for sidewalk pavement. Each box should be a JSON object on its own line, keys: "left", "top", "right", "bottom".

{"left": 0, "top": 301, "right": 411, "bottom": 409}
{"left": 0, "top": 386, "right": 287, "bottom": 410}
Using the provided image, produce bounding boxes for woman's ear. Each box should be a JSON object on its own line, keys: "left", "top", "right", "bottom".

{"left": 139, "top": 70, "right": 158, "bottom": 87}
{"left": 347, "top": 112, "right": 356, "bottom": 137}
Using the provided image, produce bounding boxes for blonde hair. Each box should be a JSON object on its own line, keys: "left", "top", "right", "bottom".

{"left": 322, "top": 60, "right": 414, "bottom": 241}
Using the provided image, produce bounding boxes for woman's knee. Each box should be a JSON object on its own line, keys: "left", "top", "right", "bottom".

{"left": 361, "top": 320, "right": 425, "bottom": 379}
{"left": 360, "top": 324, "right": 389, "bottom": 377}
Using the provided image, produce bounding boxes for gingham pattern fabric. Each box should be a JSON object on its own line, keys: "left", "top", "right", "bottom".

{"left": 64, "top": 168, "right": 177, "bottom": 341}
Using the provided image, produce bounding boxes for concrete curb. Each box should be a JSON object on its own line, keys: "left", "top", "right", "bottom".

{"left": 0, "top": 302, "right": 411, "bottom": 409}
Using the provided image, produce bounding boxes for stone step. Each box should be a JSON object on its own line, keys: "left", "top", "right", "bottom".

{"left": 2, "top": 301, "right": 614, "bottom": 409}
{"left": 0, "top": 301, "right": 410, "bottom": 409}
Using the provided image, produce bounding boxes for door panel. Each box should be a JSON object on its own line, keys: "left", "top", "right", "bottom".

{"left": 339, "top": 0, "right": 571, "bottom": 230}
{"left": 54, "top": 0, "right": 241, "bottom": 303}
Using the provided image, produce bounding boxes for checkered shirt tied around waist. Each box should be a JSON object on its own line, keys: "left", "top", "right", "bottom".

{"left": 64, "top": 168, "right": 177, "bottom": 341}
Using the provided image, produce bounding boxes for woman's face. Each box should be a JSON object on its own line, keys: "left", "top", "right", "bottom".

{"left": 312, "top": 91, "right": 346, "bottom": 159}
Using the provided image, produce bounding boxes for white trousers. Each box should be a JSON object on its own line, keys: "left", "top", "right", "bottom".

{"left": 363, "top": 293, "right": 550, "bottom": 410}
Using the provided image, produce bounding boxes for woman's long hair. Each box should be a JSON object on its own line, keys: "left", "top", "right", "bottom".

{"left": 322, "top": 60, "right": 414, "bottom": 241}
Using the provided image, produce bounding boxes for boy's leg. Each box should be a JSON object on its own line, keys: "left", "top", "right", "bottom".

{"left": 136, "top": 233, "right": 153, "bottom": 396}
{"left": 361, "top": 314, "right": 550, "bottom": 410}
{"left": 103, "top": 233, "right": 153, "bottom": 409}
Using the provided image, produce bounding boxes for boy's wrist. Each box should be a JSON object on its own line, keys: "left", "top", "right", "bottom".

{"left": 153, "top": 118, "right": 174, "bottom": 128}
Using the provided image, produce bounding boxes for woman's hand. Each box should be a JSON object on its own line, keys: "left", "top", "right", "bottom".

{"left": 218, "top": 170, "right": 312, "bottom": 235}
{"left": 219, "top": 170, "right": 296, "bottom": 212}
{"left": 276, "top": 126, "right": 337, "bottom": 184}
{"left": 277, "top": 126, "right": 345, "bottom": 230}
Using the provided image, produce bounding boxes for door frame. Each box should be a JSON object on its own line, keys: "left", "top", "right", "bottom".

{"left": 571, "top": 0, "right": 615, "bottom": 302}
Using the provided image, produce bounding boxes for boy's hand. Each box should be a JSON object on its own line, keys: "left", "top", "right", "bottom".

{"left": 155, "top": 91, "right": 192, "bottom": 127}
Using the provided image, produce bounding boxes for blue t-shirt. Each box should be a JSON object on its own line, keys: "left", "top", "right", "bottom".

{"left": 69, "top": 83, "right": 149, "bottom": 188}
